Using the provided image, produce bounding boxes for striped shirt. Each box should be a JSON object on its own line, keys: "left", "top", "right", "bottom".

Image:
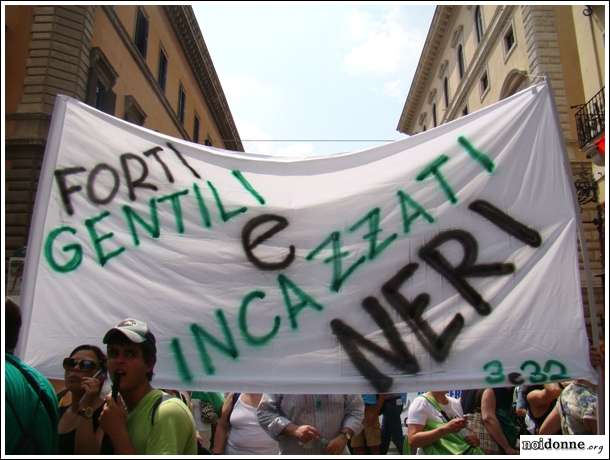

{"left": 257, "top": 394, "right": 364, "bottom": 454}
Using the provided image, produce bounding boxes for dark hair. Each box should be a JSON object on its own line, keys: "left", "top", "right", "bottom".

{"left": 106, "top": 333, "right": 157, "bottom": 381}
{"left": 69, "top": 344, "right": 107, "bottom": 375}
{"left": 6, "top": 298, "right": 22, "bottom": 353}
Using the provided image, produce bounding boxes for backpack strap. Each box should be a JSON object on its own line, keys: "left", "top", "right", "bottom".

{"left": 150, "top": 392, "right": 179, "bottom": 426}
{"left": 5, "top": 354, "right": 57, "bottom": 427}
{"left": 422, "top": 393, "right": 453, "bottom": 423}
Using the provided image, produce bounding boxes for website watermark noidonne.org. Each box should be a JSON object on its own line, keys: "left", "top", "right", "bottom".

{"left": 521, "top": 436, "right": 606, "bottom": 456}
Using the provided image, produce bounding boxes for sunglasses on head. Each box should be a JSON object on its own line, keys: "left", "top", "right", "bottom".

{"left": 63, "top": 357, "right": 99, "bottom": 371}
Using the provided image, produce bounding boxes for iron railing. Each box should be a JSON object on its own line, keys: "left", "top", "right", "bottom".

{"left": 574, "top": 87, "right": 605, "bottom": 148}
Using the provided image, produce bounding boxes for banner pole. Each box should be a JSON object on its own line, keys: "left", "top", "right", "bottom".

{"left": 14, "top": 96, "right": 69, "bottom": 360}
{"left": 542, "top": 74, "right": 604, "bottom": 435}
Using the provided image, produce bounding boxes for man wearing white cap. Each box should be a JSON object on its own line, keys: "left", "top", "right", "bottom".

{"left": 98, "top": 318, "right": 197, "bottom": 454}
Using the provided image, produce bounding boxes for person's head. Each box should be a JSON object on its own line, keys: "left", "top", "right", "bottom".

{"left": 63, "top": 344, "right": 107, "bottom": 393}
{"left": 103, "top": 318, "right": 157, "bottom": 391}
{"left": 5, "top": 298, "right": 22, "bottom": 353}
{"left": 430, "top": 391, "right": 449, "bottom": 401}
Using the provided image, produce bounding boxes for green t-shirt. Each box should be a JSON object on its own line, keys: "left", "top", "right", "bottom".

{"left": 5, "top": 354, "right": 59, "bottom": 454}
{"left": 127, "top": 389, "right": 197, "bottom": 455}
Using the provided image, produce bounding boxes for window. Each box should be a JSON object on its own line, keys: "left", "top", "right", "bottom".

{"left": 86, "top": 48, "right": 117, "bottom": 115}
{"left": 437, "top": 60, "right": 448, "bottom": 79}
{"left": 432, "top": 103, "right": 437, "bottom": 127}
{"left": 193, "top": 115, "right": 200, "bottom": 143}
{"left": 124, "top": 95, "right": 146, "bottom": 126}
{"left": 504, "top": 25, "right": 515, "bottom": 54}
{"left": 94, "top": 83, "right": 107, "bottom": 110}
{"left": 480, "top": 70, "right": 489, "bottom": 96}
{"left": 157, "top": 48, "right": 168, "bottom": 92}
{"left": 443, "top": 77, "right": 449, "bottom": 108}
{"left": 457, "top": 44, "right": 465, "bottom": 79}
{"left": 135, "top": 8, "right": 149, "bottom": 58}
{"left": 475, "top": 6, "right": 484, "bottom": 43}
{"left": 177, "top": 84, "right": 186, "bottom": 124}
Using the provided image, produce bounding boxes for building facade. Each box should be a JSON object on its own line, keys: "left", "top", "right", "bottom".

{"left": 398, "top": 5, "right": 605, "bottom": 340}
{"left": 5, "top": 5, "right": 243, "bottom": 262}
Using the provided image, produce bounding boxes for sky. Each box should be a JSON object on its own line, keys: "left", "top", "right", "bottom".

{"left": 193, "top": 4, "right": 435, "bottom": 156}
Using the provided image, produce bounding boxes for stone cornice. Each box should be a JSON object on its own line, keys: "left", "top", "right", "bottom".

{"left": 397, "top": 6, "right": 455, "bottom": 134}
{"left": 163, "top": 6, "right": 243, "bottom": 152}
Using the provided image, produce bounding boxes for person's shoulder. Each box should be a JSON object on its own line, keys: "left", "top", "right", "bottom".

{"left": 5, "top": 355, "right": 20, "bottom": 376}
{"left": 5, "top": 353, "right": 27, "bottom": 374}
{"left": 406, "top": 396, "right": 431, "bottom": 425}
{"left": 408, "top": 395, "right": 429, "bottom": 412}
{"left": 158, "top": 394, "right": 194, "bottom": 419}
{"left": 26, "top": 365, "right": 56, "bottom": 394}
{"left": 5, "top": 354, "right": 56, "bottom": 396}
{"left": 260, "top": 393, "right": 283, "bottom": 403}
{"left": 4, "top": 357, "right": 25, "bottom": 394}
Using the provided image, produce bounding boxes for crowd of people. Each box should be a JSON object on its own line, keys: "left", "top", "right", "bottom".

{"left": 5, "top": 298, "right": 603, "bottom": 455}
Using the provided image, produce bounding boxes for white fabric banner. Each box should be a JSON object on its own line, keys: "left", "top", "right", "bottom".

{"left": 19, "top": 82, "right": 596, "bottom": 393}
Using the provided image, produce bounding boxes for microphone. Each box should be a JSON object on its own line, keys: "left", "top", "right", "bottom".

{"left": 112, "top": 373, "right": 122, "bottom": 401}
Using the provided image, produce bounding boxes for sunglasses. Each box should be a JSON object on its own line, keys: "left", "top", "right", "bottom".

{"left": 63, "top": 357, "right": 99, "bottom": 371}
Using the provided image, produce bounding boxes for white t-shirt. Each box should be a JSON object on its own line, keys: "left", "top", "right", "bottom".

{"left": 226, "top": 396, "right": 278, "bottom": 455}
{"left": 406, "top": 394, "right": 463, "bottom": 427}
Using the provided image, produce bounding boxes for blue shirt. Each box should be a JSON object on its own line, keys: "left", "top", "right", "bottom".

{"left": 362, "top": 394, "right": 377, "bottom": 405}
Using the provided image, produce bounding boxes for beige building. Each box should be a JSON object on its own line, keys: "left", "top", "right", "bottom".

{"left": 398, "top": 5, "right": 605, "bottom": 340}
{"left": 5, "top": 5, "right": 243, "bottom": 261}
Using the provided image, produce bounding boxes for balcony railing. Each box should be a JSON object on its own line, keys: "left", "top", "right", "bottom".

{"left": 574, "top": 87, "right": 605, "bottom": 148}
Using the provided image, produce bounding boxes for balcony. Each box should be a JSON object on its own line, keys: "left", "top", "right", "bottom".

{"left": 574, "top": 87, "right": 605, "bottom": 148}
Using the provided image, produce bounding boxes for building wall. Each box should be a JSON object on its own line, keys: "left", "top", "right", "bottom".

{"left": 5, "top": 5, "right": 240, "bottom": 262}
{"left": 107, "top": 6, "right": 223, "bottom": 145}
{"left": 399, "top": 5, "right": 605, "bottom": 341}
{"left": 403, "top": 5, "right": 604, "bottom": 166}
{"left": 6, "top": 6, "right": 96, "bottom": 258}
{"left": 413, "top": 6, "right": 534, "bottom": 133}
{"left": 5, "top": 6, "right": 34, "bottom": 115}
{"left": 462, "top": 6, "right": 495, "bottom": 112}
{"left": 571, "top": 5, "right": 605, "bottom": 206}
{"left": 473, "top": 6, "right": 529, "bottom": 108}
{"left": 407, "top": 5, "right": 603, "bottom": 162}
{"left": 571, "top": 6, "right": 605, "bottom": 101}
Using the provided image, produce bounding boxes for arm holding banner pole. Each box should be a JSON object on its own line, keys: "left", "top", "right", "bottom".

{"left": 542, "top": 74, "right": 604, "bottom": 435}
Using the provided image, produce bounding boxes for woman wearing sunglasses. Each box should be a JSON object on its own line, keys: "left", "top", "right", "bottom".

{"left": 57, "top": 345, "right": 113, "bottom": 454}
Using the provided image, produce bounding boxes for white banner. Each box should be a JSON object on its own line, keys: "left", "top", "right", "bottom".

{"left": 19, "top": 82, "right": 596, "bottom": 393}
